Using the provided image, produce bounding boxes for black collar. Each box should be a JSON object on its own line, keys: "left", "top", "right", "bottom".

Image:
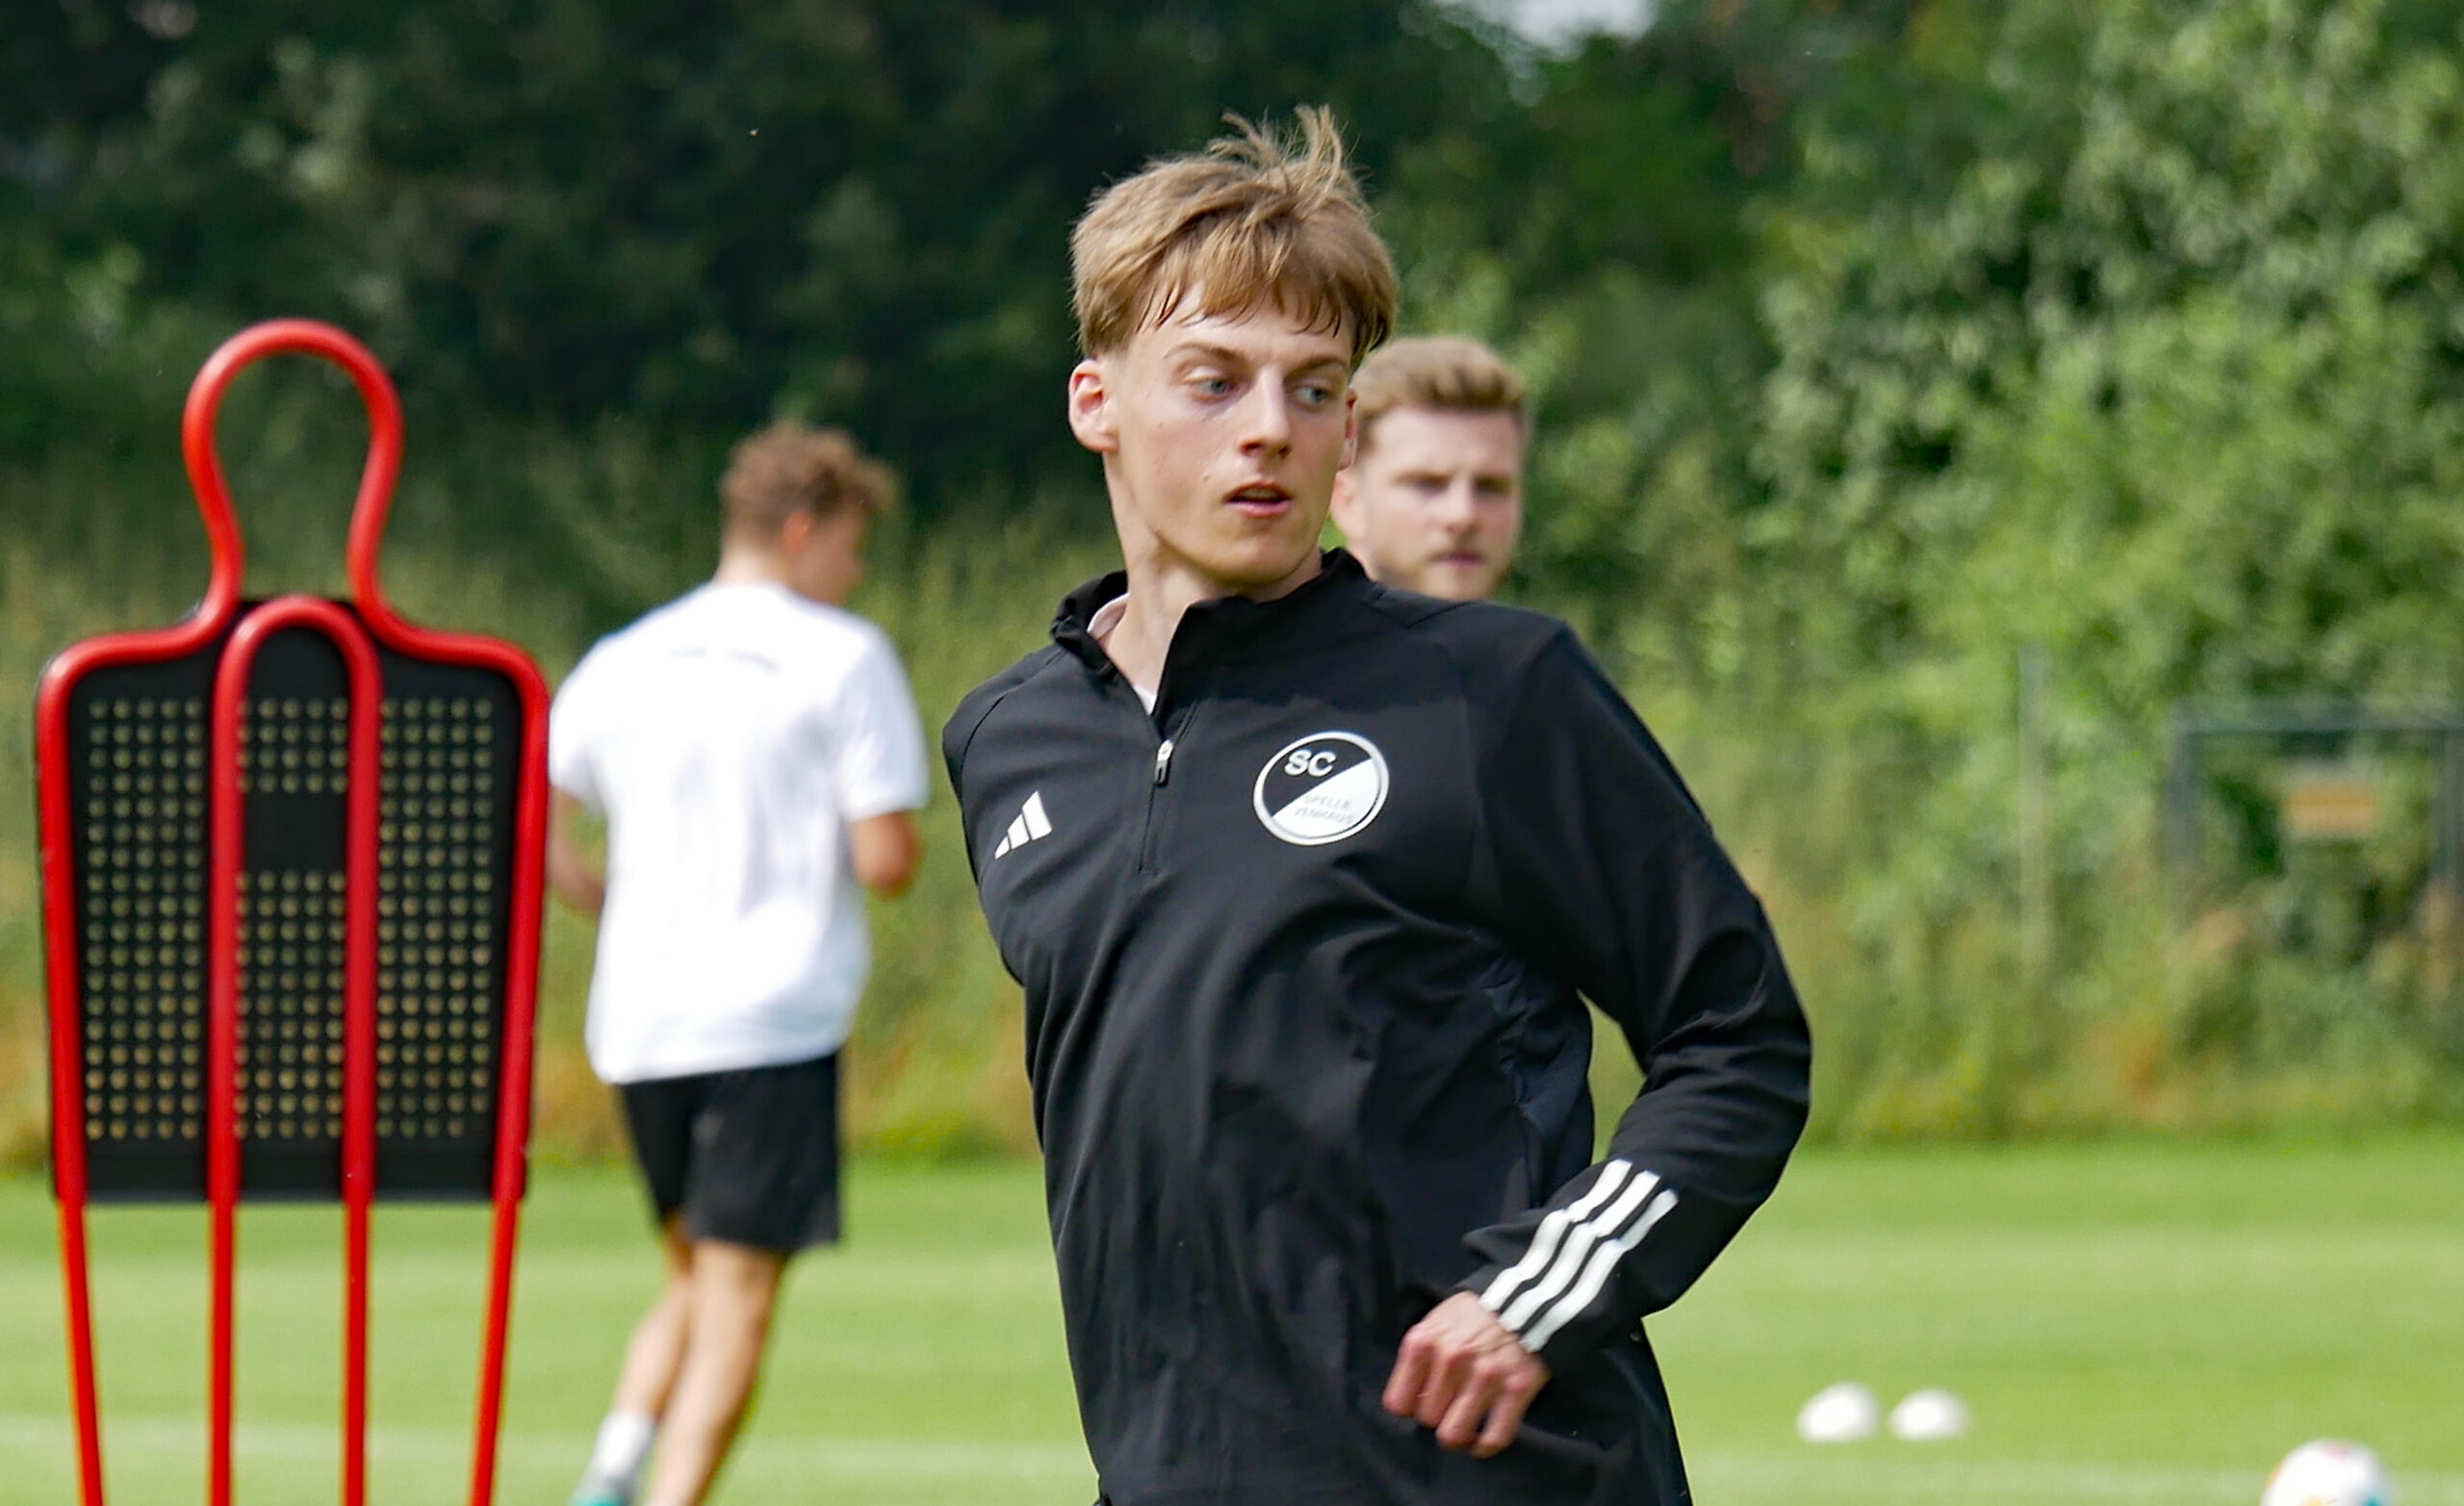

{"left": 1050, "top": 549, "right": 1373, "bottom": 684}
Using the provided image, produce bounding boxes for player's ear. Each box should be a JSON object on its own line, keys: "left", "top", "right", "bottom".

{"left": 778, "top": 506, "right": 815, "bottom": 555}
{"left": 1340, "top": 389, "right": 1358, "bottom": 472}
{"left": 1066, "top": 359, "right": 1119, "bottom": 456}
{"left": 1329, "top": 465, "right": 1360, "bottom": 538}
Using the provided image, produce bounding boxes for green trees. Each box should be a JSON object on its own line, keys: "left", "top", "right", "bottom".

{"left": 1764, "top": 0, "right": 2464, "bottom": 708}
{"left": 1745, "top": 0, "right": 2464, "bottom": 1129}
{"left": 6, "top": 2, "right": 1520, "bottom": 509}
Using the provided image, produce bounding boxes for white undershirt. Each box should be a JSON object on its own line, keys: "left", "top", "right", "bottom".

{"left": 1088, "top": 594, "right": 1157, "bottom": 711}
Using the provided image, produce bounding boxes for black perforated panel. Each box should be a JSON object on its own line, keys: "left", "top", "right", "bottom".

{"left": 377, "top": 694, "right": 501, "bottom": 1146}
{"left": 56, "top": 606, "right": 526, "bottom": 1202}
{"left": 75, "top": 695, "right": 208, "bottom": 1152}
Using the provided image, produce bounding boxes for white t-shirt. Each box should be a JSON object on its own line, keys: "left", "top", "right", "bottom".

{"left": 548, "top": 582, "right": 929, "bottom": 1084}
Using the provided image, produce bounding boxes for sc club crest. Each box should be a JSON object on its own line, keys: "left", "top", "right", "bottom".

{"left": 1253, "top": 731, "right": 1389, "bottom": 846}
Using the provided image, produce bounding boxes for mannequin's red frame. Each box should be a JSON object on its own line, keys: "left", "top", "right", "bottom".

{"left": 34, "top": 319, "right": 550, "bottom": 1506}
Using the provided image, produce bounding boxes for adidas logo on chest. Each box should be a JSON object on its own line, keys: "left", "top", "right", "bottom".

{"left": 992, "top": 790, "right": 1052, "bottom": 858}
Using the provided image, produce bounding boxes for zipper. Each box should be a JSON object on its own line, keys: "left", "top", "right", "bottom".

{"left": 1139, "top": 624, "right": 1203, "bottom": 870}
{"left": 1137, "top": 710, "right": 1194, "bottom": 875}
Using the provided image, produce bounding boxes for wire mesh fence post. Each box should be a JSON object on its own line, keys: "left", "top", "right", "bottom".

{"left": 2018, "top": 644, "right": 2052, "bottom": 994}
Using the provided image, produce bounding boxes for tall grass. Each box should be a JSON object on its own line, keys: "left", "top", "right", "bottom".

{"left": 5, "top": 311, "right": 2457, "bottom": 1173}
{"left": 1637, "top": 693, "right": 2464, "bottom": 1143}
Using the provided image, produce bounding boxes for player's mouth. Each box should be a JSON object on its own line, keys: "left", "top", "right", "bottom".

{"left": 1436, "top": 550, "right": 1487, "bottom": 569}
{"left": 1225, "top": 482, "right": 1292, "bottom": 518}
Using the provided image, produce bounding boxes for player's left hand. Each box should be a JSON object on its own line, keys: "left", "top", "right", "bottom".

{"left": 1382, "top": 1290, "right": 1552, "bottom": 1457}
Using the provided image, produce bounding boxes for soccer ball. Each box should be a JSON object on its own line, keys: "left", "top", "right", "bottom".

{"left": 2262, "top": 1441, "right": 2394, "bottom": 1506}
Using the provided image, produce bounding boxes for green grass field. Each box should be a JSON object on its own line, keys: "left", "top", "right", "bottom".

{"left": 2, "top": 1136, "right": 2459, "bottom": 1505}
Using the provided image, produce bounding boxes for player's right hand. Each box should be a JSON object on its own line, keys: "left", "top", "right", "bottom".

{"left": 1381, "top": 1290, "right": 1552, "bottom": 1458}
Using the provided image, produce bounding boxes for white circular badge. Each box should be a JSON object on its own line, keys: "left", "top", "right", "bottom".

{"left": 1253, "top": 731, "right": 1389, "bottom": 846}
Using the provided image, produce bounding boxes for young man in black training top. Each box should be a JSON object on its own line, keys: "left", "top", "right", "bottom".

{"left": 943, "top": 110, "right": 1811, "bottom": 1504}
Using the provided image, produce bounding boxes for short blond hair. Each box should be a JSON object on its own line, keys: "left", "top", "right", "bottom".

{"left": 1353, "top": 336, "right": 1527, "bottom": 453}
{"left": 1071, "top": 107, "right": 1398, "bottom": 368}
{"left": 719, "top": 421, "right": 896, "bottom": 540}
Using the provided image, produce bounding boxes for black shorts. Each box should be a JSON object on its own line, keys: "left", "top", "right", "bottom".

{"left": 617, "top": 1052, "right": 842, "bottom": 1254}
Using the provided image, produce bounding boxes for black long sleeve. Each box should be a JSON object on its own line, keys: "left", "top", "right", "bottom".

{"left": 1457, "top": 627, "right": 1811, "bottom": 1369}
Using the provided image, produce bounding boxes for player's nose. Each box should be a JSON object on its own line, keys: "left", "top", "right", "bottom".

{"left": 1237, "top": 383, "right": 1294, "bottom": 457}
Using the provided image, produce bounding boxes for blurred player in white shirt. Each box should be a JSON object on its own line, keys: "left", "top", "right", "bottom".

{"left": 548, "top": 423, "right": 927, "bottom": 1506}
{"left": 1330, "top": 335, "right": 1527, "bottom": 601}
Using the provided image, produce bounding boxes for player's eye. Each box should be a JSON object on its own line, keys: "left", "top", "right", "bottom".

{"left": 1293, "top": 380, "right": 1336, "bottom": 407}
{"left": 1189, "top": 372, "right": 1234, "bottom": 397}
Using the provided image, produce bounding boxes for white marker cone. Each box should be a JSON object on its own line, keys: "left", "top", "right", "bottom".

{"left": 1889, "top": 1389, "right": 1969, "bottom": 1442}
{"left": 1796, "top": 1382, "right": 1879, "bottom": 1443}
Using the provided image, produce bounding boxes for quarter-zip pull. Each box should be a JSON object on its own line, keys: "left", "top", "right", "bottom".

{"left": 1153, "top": 738, "right": 1175, "bottom": 786}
